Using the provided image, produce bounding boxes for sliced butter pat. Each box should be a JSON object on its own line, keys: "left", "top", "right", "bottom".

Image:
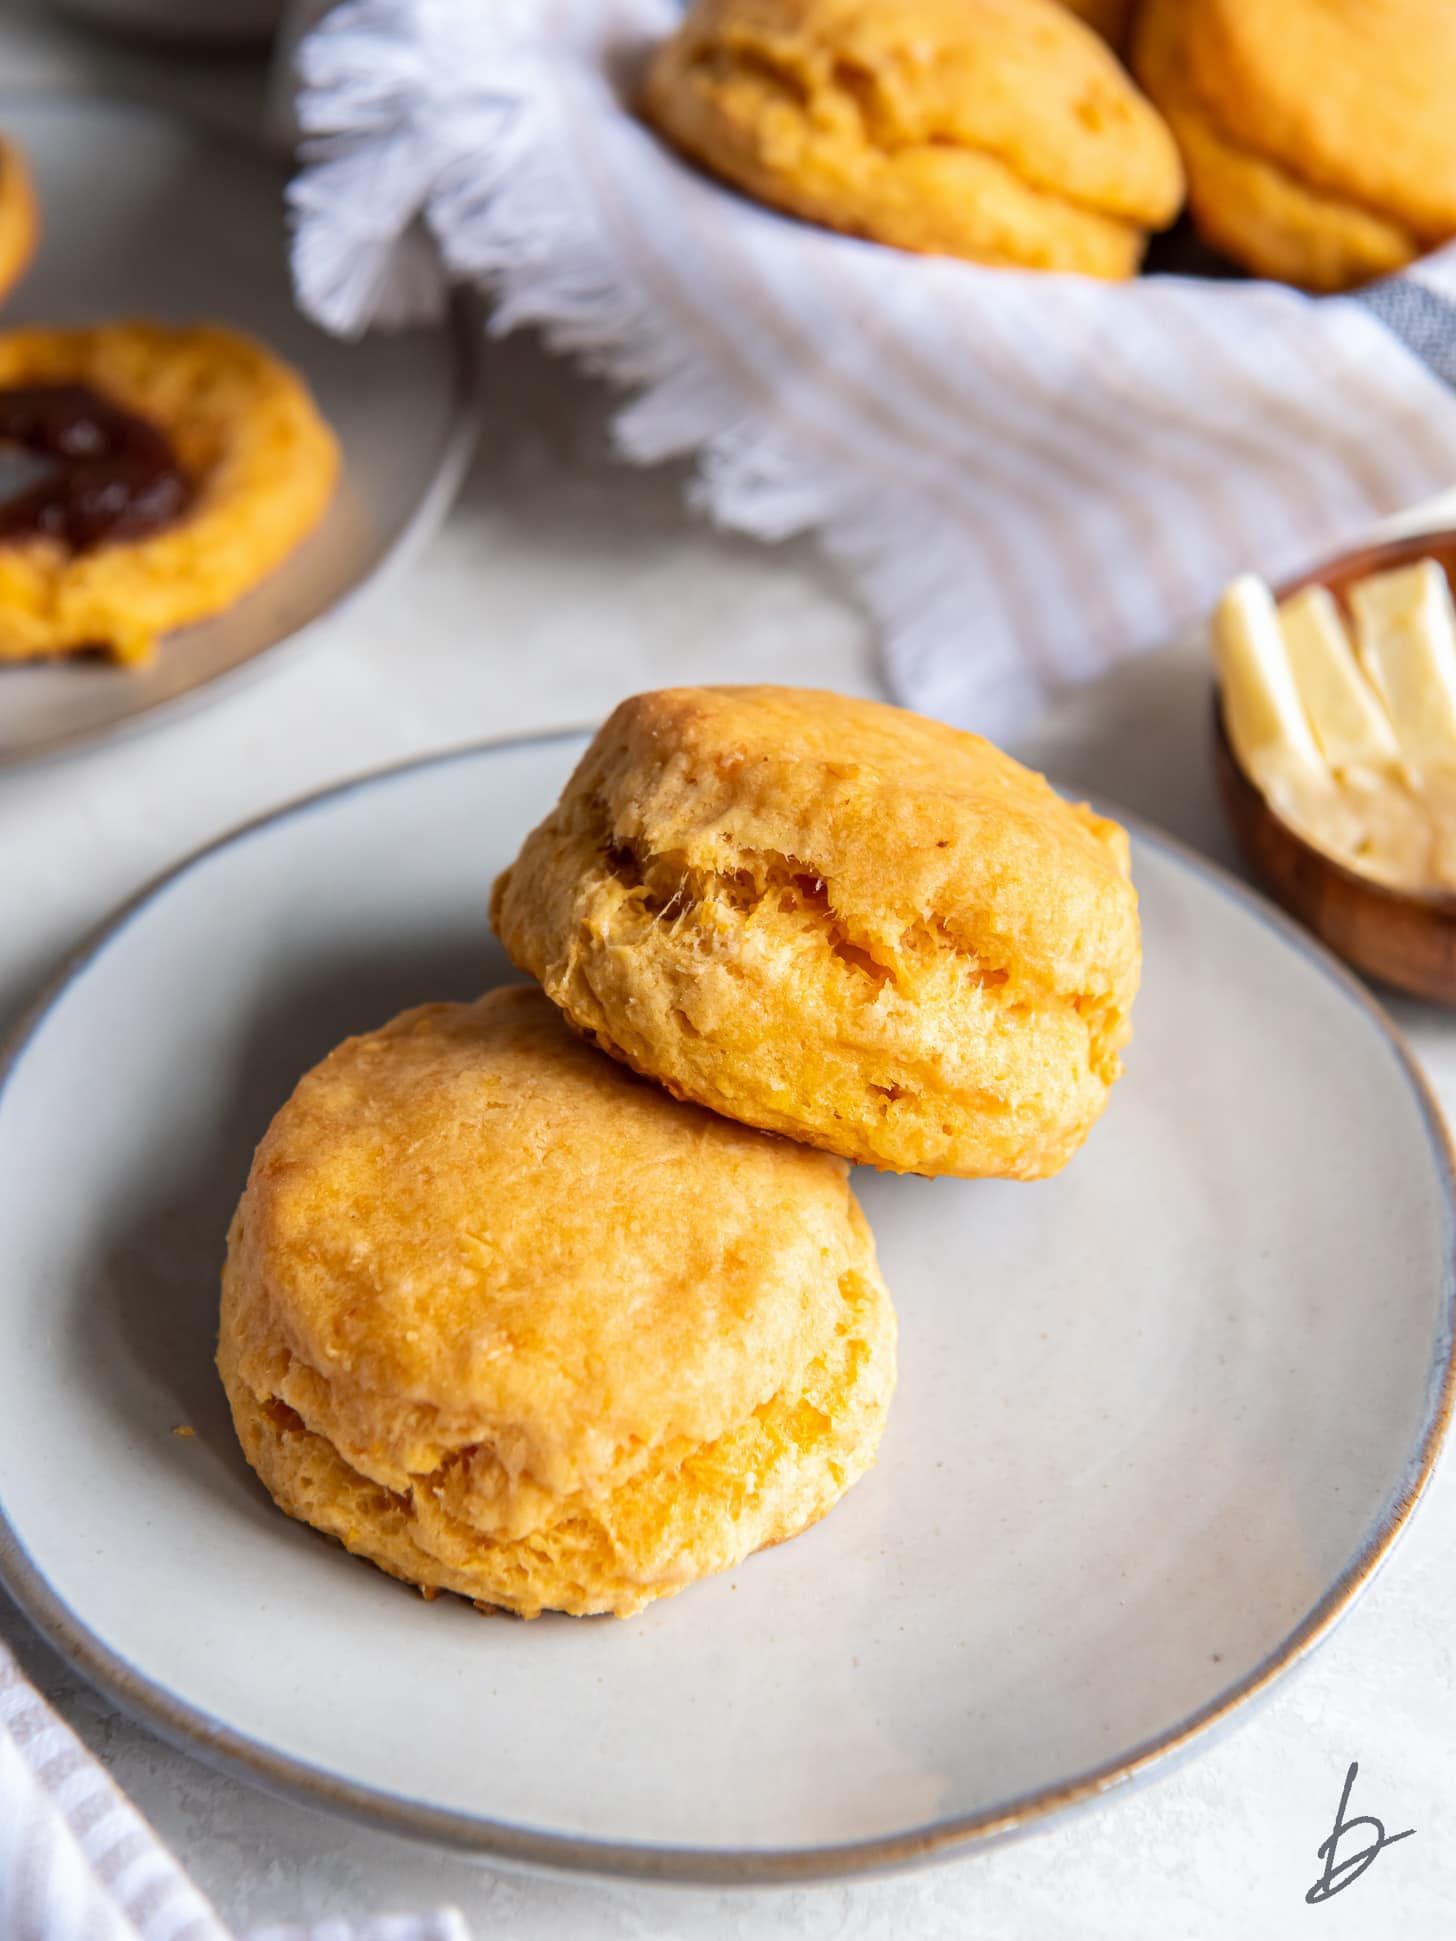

{"left": 1213, "top": 573, "right": 1328, "bottom": 810}
{"left": 1351, "top": 559, "right": 1456, "bottom": 779}
{"left": 1276, "top": 584, "right": 1403, "bottom": 780}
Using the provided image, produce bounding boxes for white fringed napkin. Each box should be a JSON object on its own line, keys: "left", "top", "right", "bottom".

{"left": 288, "top": 0, "right": 1456, "bottom": 733}
{"left": 0, "top": 1639, "right": 468, "bottom": 1941}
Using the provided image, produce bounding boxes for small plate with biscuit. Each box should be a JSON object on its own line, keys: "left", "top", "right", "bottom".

{"left": 0, "top": 689, "right": 1451, "bottom": 1878}
{"left": 0, "top": 94, "right": 476, "bottom": 766}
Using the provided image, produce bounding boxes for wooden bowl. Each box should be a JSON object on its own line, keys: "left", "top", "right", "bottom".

{"left": 1212, "top": 527, "right": 1456, "bottom": 1005}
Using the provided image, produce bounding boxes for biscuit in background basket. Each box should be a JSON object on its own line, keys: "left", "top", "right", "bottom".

{"left": 641, "top": 0, "right": 1184, "bottom": 278}
{"left": 1134, "top": 0, "right": 1454, "bottom": 291}
{"left": 492, "top": 686, "right": 1141, "bottom": 1181}
{"left": 218, "top": 987, "right": 896, "bottom": 1620}
{"left": 0, "top": 138, "right": 37, "bottom": 304}
{"left": 0, "top": 321, "right": 337, "bottom": 664}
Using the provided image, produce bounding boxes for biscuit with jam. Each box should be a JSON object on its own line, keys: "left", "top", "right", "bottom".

{"left": 0, "top": 321, "right": 338, "bottom": 664}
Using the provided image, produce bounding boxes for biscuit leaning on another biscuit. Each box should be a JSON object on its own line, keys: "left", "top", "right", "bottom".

{"left": 1135, "top": 0, "right": 1456, "bottom": 290}
{"left": 492, "top": 687, "right": 1141, "bottom": 1180}
{"left": 218, "top": 987, "right": 896, "bottom": 1620}
{"left": 640, "top": 0, "right": 1184, "bottom": 277}
{"left": 0, "top": 139, "right": 37, "bottom": 305}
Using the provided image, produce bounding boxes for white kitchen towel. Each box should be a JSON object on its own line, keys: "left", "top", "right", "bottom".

{"left": 0, "top": 1640, "right": 468, "bottom": 1941}
{"left": 290, "top": 0, "right": 1456, "bottom": 734}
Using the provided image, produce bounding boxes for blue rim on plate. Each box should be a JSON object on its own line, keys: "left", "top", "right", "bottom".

{"left": 0, "top": 730, "right": 1453, "bottom": 1884}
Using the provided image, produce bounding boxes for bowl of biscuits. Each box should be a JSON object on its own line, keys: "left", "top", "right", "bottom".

{"left": 636, "top": 0, "right": 1456, "bottom": 292}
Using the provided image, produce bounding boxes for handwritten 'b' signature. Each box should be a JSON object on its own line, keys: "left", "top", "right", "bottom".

{"left": 1306, "top": 1761, "right": 1414, "bottom": 1904}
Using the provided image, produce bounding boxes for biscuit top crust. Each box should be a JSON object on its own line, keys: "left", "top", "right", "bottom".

{"left": 653, "top": 0, "right": 1184, "bottom": 225}
{"left": 230, "top": 986, "right": 869, "bottom": 1496}
{"left": 571, "top": 685, "right": 1138, "bottom": 1002}
{"left": 1179, "top": 0, "right": 1456, "bottom": 239}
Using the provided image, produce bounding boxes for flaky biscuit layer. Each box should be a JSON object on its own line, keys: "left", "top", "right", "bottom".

{"left": 493, "top": 687, "right": 1141, "bottom": 1179}
{"left": 218, "top": 988, "right": 896, "bottom": 1618}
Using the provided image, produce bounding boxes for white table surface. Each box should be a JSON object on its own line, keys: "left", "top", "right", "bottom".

{"left": 6, "top": 12, "right": 1456, "bottom": 1938}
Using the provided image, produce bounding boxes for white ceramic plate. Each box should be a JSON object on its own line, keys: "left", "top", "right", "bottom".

{"left": 0, "top": 94, "right": 476, "bottom": 765}
{"left": 0, "top": 734, "right": 1452, "bottom": 1883}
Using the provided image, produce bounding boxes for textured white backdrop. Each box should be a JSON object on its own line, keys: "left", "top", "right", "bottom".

{"left": 3, "top": 14, "right": 1456, "bottom": 1939}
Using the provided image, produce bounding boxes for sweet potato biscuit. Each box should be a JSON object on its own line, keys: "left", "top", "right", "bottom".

{"left": 641, "top": 0, "right": 1184, "bottom": 277}
{"left": 1135, "top": 0, "right": 1451, "bottom": 290}
{"left": 0, "top": 139, "right": 37, "bottom": 305}
{"left": 492, "top": 687, "right": 1141, "bottom": 1179}
{"left": 218, "top": 987, "right": 896, "bottom": 1620}
{"left": 0, "top": 321, "right": 338, "bottom": 664}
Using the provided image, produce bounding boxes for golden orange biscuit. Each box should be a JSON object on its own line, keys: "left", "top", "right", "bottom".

{"left": 641, "top": 0, "right": 1184, "bottom": 277}
{"left": 218, "top": 988, "right": 896, "bottom": 1619}
{"left": 492, "top": 687, "right": 1141, "bottom": 1180}
{"left": 1134, "top": 0, "right": 1452, "bottom": 290}
{"left": 0, "top": 139, "right": 37, "bottom": 305}
{"left": 0, "top": 322, "right": 338, "bottom": 664}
